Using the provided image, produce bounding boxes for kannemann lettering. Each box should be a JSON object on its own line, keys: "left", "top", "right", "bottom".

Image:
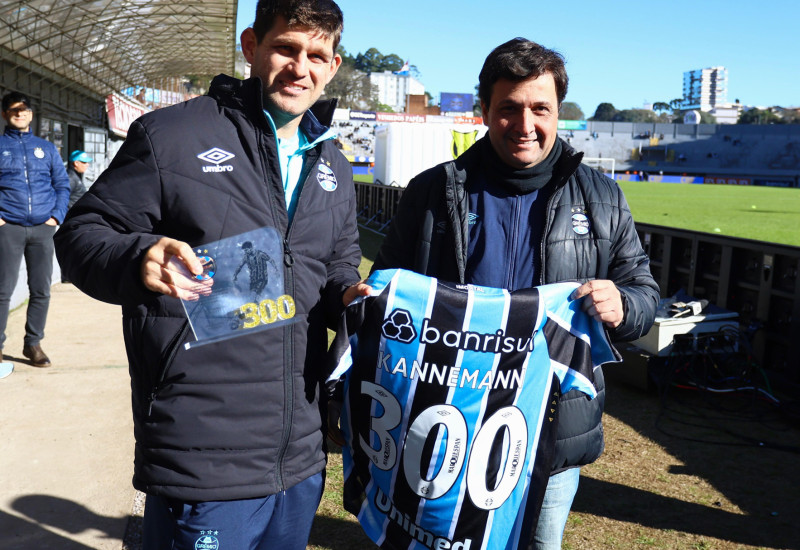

{"left": 377, "top": 351, "right": 525, "bottom": 390}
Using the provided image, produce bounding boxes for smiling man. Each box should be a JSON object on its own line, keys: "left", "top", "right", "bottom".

{"left": 371, "top": 38, "right": 659, "bottom": 549}
{"left": 0, "top": 91, "right": 69, "bottom": 369}
{"left": 54, "top": 1, "right": 365, "bottom": 549}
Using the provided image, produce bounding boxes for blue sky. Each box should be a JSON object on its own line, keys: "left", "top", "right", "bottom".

{"left": 236, "top": 0, "right": 799, "bottom": 116}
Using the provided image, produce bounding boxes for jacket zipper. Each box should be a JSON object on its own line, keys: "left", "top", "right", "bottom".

{"left": 505, "top": 196, "right": 522, "bottom": 289}
{"left": 257, "top": 128, "right": 294, "bottom": 492}
{"left": 19, "top": 135, "right": 33, "bottom": 218}
{"left": 273, "top": 151, "right": 317, "bottom": 491}
{"left": 147, "top": 320, "right": 191, "bottom": 416}
{"left": 258, "top": 121, "right": 324, "bottom": 491}
{"left": 276, "top": 237, "right": 296, "bottom": 491}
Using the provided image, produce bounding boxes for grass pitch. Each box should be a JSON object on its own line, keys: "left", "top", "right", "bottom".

{"left": 619, "top": 182, "right": 800, "bottom": 247}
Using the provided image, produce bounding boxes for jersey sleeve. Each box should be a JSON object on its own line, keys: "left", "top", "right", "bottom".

{"left": 325, "top": 269, "right": 402, "bottom": 390}
{"left": 537, "top": 282, "right": 621, "bottom": 399}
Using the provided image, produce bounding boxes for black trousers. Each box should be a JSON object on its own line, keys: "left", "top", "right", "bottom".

{"left": 0, "top": 222, "right": 56, "bottom": 348}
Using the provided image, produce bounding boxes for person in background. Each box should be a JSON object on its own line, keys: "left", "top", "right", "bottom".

{"left": 54, "top": 0, "right": 368, "bottom": 548}
{"left": 0, "top": 91, "right": 70, "bottom": 368}
{"left": 66, "top": 150, "right": 92, "bottom": 209}
{"left": 371, "top": 38, "right": 659, "bottom": 549}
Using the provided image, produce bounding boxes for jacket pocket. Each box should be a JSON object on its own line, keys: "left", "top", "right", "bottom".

{"left": 145, "top": 319, "right": 191, "bottom": 417}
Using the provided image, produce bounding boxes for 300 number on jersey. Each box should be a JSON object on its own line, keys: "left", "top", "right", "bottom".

{"left": 358, "top": 380, "right": 529, "bottom": 510}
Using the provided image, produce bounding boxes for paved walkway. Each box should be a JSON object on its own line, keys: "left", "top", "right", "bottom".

{"left": 0, "top": 283, "right": 135, "bottom": 549}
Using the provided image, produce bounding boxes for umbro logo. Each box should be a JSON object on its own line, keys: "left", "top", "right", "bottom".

{"left": 198, "top": 148, "right": 234, "bottom": 164}
{"left": 197, "top": 148, "right": 235, "bottom": 173}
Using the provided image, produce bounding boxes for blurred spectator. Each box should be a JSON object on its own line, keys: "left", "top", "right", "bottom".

{"left": 67, "top": 150, "right": 93, "bottom": 209}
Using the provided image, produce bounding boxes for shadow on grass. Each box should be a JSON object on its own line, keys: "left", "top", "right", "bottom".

{"left": 741, "top": 209, "right": 798, "bottom": 215}
{"left": 574, "top": 475, "right": 793, "bottom": 549}
{"left": 308, "top": 515, "right": 375, "bottom": 549}
{"left": 574, "top": 376, "right": 799, "bottom": 549}
{"left": 358, "top": 226, "right": 384, "bottom": 264}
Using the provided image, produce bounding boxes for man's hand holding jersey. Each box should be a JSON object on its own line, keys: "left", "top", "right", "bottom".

{"left": 571, "top": 279, "right": 624, "bottom": 328}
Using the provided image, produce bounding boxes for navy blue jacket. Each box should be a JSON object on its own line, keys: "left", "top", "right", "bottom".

{"left": 55, "top": 75, "right": 362, "bottom": 501}
{"left": 0, "top": 128, "right": 70, "bottom": 225}
{"left": 373, "top": 137, "right": 659, "bottom": 472}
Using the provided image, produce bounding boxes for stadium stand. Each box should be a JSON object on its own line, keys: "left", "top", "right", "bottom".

{"left": 340, "top": 117, "right": 800, "bottom": 187}
{"left": 332, "top": 119, "right": 376, "bottom": 158}
{"left": 576, "top": 122, "right": 800, "bottom": 185}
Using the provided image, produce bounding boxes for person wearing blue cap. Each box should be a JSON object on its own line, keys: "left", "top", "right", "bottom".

{"left": 67, "top": 150, "right": 93, "bottom": 209}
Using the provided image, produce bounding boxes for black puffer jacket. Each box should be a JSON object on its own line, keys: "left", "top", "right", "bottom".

{"left": 373, "top": 138, "right": 659, "bottom": 471}
{"left": 55, "top": 75, "right": 362, "bottom": 500}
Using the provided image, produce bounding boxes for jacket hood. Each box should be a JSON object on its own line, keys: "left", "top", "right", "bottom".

{"left": 207, "top": 73, "right": 339, "bottom": 130}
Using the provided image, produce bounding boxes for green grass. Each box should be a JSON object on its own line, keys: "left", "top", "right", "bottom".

{"left": 356, "top": 227, "right": 382, "bottom": 274}
{"left": 353, "top": 174, "right": 374, "bottom": 184}
{"left": 353, "top": 177, "right": 800, "bottom": 247}
{"left": 619, "top": 182, "right": 800, "bottom": 247}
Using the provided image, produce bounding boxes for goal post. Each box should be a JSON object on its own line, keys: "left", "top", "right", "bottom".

{"left": 582, "top": 157, "right": 615, "bottom": 178}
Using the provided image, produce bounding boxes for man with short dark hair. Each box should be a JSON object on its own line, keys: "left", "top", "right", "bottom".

{"left": 371, "top": 38, "right": 659, "bottom": 549}
{"left": 66, "top": 149, "right": 92, "bottom": 209}
{"left": 54, "top": 1, "right": 367, "bottom": 548}
{"left": 0, "top": 91, "right": 70, "bottom": 368}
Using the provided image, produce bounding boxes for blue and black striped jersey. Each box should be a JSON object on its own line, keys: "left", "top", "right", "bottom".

{"left": 327, "top": 268, "right": 619, "bottom": 550}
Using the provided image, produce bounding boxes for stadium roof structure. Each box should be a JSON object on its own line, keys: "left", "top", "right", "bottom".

{"left": 0, "top": 0, "right": 237, "bottom": 98}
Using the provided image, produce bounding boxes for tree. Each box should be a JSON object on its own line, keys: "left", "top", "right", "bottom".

{"left": 377, "top": 53, "right": 404, "bottom": 72}
{"left": 652, "top": 101, "right": 671, "bottom": 114}
{"left": 559, "top": 102, "right": 584, "bottom": 121}
{"left": 654, "top": 112, "right": 674, "bottom": 123}
{"left": 614, "top": 109, "right": 658, "bottom": 123}
{"left": 780, "top": 109, "right": 800, "bottom": 124}
{"left": 738, "top": 108, "right": 780, "bottom": 125}
{"left": 337, "top": 45, "right": 356, "bottom": 67}
{"left": 186, "top": 74, "right": 213, "bottom": 94}
{"left": 347, "top": 46, "right": 413, "bottom": 75}
{"left": 325, "top": 63, "right": 377, "bottom": 110}
{"left": 473, "top": 83, "right": 482, "bottom": 117}
{"left": 669, "top": 98, "right": 684, "bottom": 111}
{"left": 591, "top": 102, "right": 617, "bottom": 121}
{"left": 698, "top": 111, "right": 717, "bottom": 124}
{"left": 354, "top": 47, "right": 383, "bottom": 73}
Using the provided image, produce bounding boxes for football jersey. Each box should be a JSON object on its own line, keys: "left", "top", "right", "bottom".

{"left": 327, "top": 268, "right": 619, "bottom": 550}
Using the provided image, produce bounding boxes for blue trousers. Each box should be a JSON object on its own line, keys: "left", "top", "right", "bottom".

{"left": 530, "top": 467, "right": 581, "bottom": 550}
{"left": 0, "top": 223, "right": 55, "bottom": 349}
{"left": 142, "top": 471, "right": 324, "bottom": 550}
